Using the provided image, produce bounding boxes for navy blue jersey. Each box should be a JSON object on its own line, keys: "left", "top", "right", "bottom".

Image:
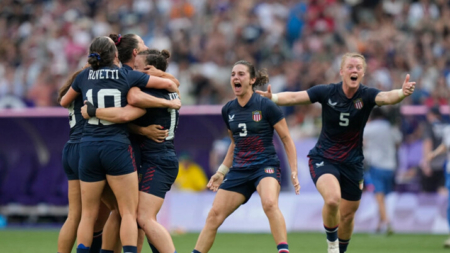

{"left": 222, "top": 93, "right": 284, "bottom": 169}
{"left": 71, "top": 66, "right": 149, "bottom": 144}
{"left": 67, "top": 95, "right": 84, "bottom": 143}
{"left": 307, "top": 82, "right": 380, "bottom": 164}
{"left": 133, "top": 89, "right": 180, "bottom": 154}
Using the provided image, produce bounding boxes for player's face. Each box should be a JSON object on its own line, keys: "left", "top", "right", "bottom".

{"left": 134, "top": 55, "right": 147, "bottom": 71}
{"left": 340, "top": 57, "right": 365, "bottom": 89}
{"left": 231, "top": 64, "right": 255, "bottom": 96}
{"left": 135, "top": 35, "right": 148, "bottom": 52}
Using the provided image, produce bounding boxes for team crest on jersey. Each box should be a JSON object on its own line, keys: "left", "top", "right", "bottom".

{"left": 353, "top": 98, "right": 364, "bottom": 109}
{"left": 264, "top": 167, "right": 274, "bottom": 174}
{"left": 252, "top": 111, "right": 262, "bottom": 122}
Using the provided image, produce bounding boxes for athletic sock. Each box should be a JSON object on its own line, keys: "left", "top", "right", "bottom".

{"left": 123, "top": 245, "right": 138, "bottom": 253}
{"left": 324, "top": 224, "right": 339, "bottom": 242}
{"left": 90, "top": 230, "right": 103, "bottom": 253}
{"left": 192, "top": 250, "right": 201, "bottom": 253}
{"left": 339, "top": 238, "right": 350, "bottom": 253}
{"left": 99, "top": 250, "right": 113, "bottom": 253}
{"left": 77, "top": 244, "right": 90, "bottom": 253}
{"left": 277, "top": 242, "right": 289, "bottom": 253}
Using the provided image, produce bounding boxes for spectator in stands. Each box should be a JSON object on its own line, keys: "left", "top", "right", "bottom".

{"left": 175, "top": 152, "right": 208, "bottom": 192}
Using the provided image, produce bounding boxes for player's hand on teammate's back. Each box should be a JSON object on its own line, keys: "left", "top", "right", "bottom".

{"left": 81, "top": 104, "right": 89, "bottom": 119}
{"left": 255, "top": 84, "right": 273, "bottom": 99}
{"left": 81, "top": 100, "right": 97, "bottom": 119}
{"left": 291, "top": 171, "right": 300, "bottom": 195}
{"left": 207, "top": 173, "right": 224, "bottom": 192}
{"left": 402, "top": 74, "right": 416, "bottom": 97}
{"left": 142, "top": 124, "right": 168, "bottom": 143}
{"left": 169, "top": 98, "right": 182, "bottom": 110}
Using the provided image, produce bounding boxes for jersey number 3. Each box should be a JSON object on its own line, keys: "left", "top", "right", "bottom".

{"left": 339, "top": 113, "right": 349, "bottom": 127}
{"left": 238, "top": 123, "right": 247, "bottom": 137}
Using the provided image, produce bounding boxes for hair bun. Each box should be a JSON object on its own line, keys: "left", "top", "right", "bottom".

{"left": 109, "top": 33, "right": 120, "bottom": 44}
{"left": 161, "top": 49, "right": 171, "bottom": 59}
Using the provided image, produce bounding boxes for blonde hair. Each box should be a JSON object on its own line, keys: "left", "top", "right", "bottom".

{"left": 340, "top": 52, "right": 366, "bottom": 72}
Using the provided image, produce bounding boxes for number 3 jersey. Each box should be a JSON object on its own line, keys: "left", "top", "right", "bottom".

{"left": 307, "top": 82, "right": 380, "bottom": 164}
{"left": 222, "top": 93, "right": 284, "bottom": 170}
{"left": 71, "top": 66, "right": 149, "bottom": 144}
{"left": 133, "top": 88, "right": 180, "bottom": 154}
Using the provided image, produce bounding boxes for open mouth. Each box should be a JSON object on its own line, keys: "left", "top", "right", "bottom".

{"left": 234, "top": 83, "right": 242, "bottom": 88}
{"left": 350, "top": 76, "right": 358, "bottom": 81}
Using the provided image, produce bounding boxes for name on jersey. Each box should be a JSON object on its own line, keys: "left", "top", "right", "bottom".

{"left": 88, "top": 69, "right": 119, "bottom": 80}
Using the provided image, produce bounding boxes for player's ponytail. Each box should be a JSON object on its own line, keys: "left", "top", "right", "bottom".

{"left": 88, "top": 36, "right": 117, "bottom": 70}
{"left": 109, "top": 33, "right": 139, "bottom": 63}
{"left": 233, "top": 60, "right": 269, "bottom": 90}
{"left": 57, "top": 69, "right": 84, "bottom": 103}
{"left": 138, "top": 48, "right": 171, "bottom": 71}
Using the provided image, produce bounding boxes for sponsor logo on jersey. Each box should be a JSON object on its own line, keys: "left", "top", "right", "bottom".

{"left": 265, "top": 167, "right": 274, "bottom": 174}
{"left": 327, "top": 98, "right": 338, "bottom": 107}
{"left": 229, "top": 114, "right": 235, "bottom": 122}
{"left": 315, "top": 161, "right": 324, "bottom": 168}
{"left": 353, "top": 98, "right": 364, "bottom": 109}
{"left": 252, "top": 111, "right": 262, "bottom": 122}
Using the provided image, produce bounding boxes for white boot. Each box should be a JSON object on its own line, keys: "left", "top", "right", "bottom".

{"left": 327, "top": 240, "right": 339, "bottom": 253}
{"left": 443, "top": 237, "right": 450, "bottom": 248}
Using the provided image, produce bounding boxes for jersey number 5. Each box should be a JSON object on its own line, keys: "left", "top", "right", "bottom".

{"left": 339, "top": 113, "right": 350, "bottom": 126}
{"left": 86, "top": 89, "right": 121, "bottom": 125}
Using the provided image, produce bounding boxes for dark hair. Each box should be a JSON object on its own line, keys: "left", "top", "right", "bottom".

{"left": 87, "top": 36, "right": 117, "bottom": 70}
{"left": 57, "top": 69, "right": 83, "bottom": 103}
{"left": 233, "top": 60, "right": 269, "bottom": 89}
{"left": 370, "top": 107, "right": 385, "bottom": 120}
{"left": 138, "top": 49, "right": 171, "bottom": 71}
{"left": 109, "top": 33, "right": 139, "bottom": 63}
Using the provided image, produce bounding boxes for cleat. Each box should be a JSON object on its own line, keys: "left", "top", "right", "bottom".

{"left": 327, "top": 240, "right": 339, "bottom": 253}
{"left": 443, "top": 237, "right": 450, "bottom": 248}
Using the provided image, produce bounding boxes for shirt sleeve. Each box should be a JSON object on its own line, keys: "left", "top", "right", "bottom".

{"left": 366, "top": 87, "right": 381, "bottom": 107}
{"left": 306, "top": 84, "right": 329, "bottom": 104}
{"left": 127, "top": 70, "right": 150, "bottom": 88}
{"left": 263, "top": 98, "right": 284, "bottom": 126}
{"left": 221, "top": 103, "right": 230, "bottom": 130}
{"left": 71, "top": 70, "right": 84, "bottom": 93}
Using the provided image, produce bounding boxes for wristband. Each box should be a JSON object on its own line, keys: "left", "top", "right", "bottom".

{"left": 397, "top": 89, "right": 405, "bottom": 99}
{"left": 271, "top": 94, "right": 279, "bottom": 103}
{"left": 217, "top": 164, "right": 229, "bottom": 176}
{"left": 86, "top": 101, "right": 97, "bottom": 117}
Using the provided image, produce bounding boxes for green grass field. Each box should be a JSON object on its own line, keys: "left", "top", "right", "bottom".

{"left": 0, "top": 230, "right": 448, "bottom": 253}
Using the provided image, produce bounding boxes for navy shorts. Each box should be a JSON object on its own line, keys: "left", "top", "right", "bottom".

{"left": 139, "top": 153, "right": 178, "bottom": 199}
{"left": 219, "top": 165, "right": 281, "bottom": 204}
{"left": 369, "top": 166, "right": 395, "bottom": 195}
{"left": 62, "top": 142, "right": 80, "bottom": 180}
{"left": 79, "top": 141, "right": 137, "bottom": 182}
{"left": 308, "top": 156, "right": 363, "bottom": 201}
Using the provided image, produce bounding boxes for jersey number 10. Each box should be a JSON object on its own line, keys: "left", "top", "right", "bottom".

{"left": 86, "top": 89, "right": 121, "bottom": 125}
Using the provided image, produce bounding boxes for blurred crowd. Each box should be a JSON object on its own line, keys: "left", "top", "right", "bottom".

{"left": 0, "top": 0, "right": 449, "bottom": 109}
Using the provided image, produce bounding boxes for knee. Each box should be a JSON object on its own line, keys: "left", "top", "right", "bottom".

{"left": 137, "top": 211, "right": 156, "bottom": 228}
{"left": 340, "top": 210, "right": 356, "bottom": 224}
{"left": 205, "top": 208, "right": 225, "bottom": 229}
{"left": 324, "top": 195, "right": 341, "bottom": 210}
{"left": 261, "top": 198, "right": 278, "bottom": 214}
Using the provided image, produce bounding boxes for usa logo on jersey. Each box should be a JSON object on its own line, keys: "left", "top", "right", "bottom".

{"left": 353, "top": 98, "right": 364, "bottom": 109}
{"left": 252, "top": 111, "right": 262, "bottom": 122}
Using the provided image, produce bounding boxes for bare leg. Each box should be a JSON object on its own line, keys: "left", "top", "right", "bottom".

{"left": 77, "top": 180, "right": 106, "bottom": 247}
{"left": 57, "top": 180, "right": 81, "bottom": 253}
{"left": 338, "top": 199, "right": 360, "bottom": 240}
{"left": 316, "top": 174, "right": 341, "bottom": 228}
{"left": 256, "top": 177, "right": 287, "bottom": 244}
{"left": 193, "top": 190, "right": 245, "bottom": 253}
{"left": 137, "top": 192, "right": 174, "bottom": 253}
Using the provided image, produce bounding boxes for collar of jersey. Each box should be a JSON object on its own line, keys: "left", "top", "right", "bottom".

{"left": 122, "top": 64, "right": 133, "bottom": 70}
{"left": 236, "top": 92, "right": 256, "bottom": 108}
{"left": 337, "top": 81, "right": 362, "bottom": 101}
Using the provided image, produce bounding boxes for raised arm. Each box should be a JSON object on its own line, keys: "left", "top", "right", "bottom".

{"left": 375, "top": 74, "right": 416, "bottom": 106}
{"left": 127, "top": 87, "right": 181, "bottom": 109}
{"left": 60, "top": 87, "right": 79, "bottom": 108}
{"left": 207, "top": 130, "right": 235, "bottom": 191}
{"left": 256, "top": 84, "right": 312, "bottom": 106}
{"left": 273, "top": 118, "right": 300, "bottom": 195}
{"left": 81, "top": 102, "right": 146, "bottom": 123}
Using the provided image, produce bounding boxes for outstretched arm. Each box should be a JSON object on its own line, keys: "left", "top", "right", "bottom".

{"left": 256, "top": 84, "right": 312, "bottom": 106}
{"left": 207, "top": 130, "right": 235, "bottom": 192}
{"left": 127, "top": 87, "right": 181, "bottom": 109}
{"left": 375, "top": 74, "right": 416, "bottom": 106}
{"left": 274, "top": 118, "right": 300, "bottom": 195}
{"left": 81, "top": 102, "right": 146, "bottom": 123}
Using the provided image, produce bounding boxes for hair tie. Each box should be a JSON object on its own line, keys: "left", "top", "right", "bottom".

{"left": 115, "top": 34, "right": 122, "bottom": 45}
{"left": 89, "top": 53, "right": 101, "bottom": 61}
